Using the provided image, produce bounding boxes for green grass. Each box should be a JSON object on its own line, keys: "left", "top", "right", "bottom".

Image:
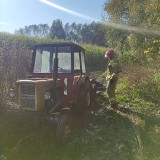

{"left": 1, "top": 103, "right": 160, "bottom": 160}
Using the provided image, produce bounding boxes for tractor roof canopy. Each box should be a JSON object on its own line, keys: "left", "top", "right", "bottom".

{"left": 33, "top": 42, "right": 84, "bottom": 52}
{"left": 32, "top": 42, "right": 86, "bottom": 74}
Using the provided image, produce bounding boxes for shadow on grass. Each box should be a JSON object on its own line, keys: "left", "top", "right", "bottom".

{"left": 0, "top": 100, "right": 160, "bottom": 160}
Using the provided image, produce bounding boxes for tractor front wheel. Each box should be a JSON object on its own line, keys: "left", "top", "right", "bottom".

{"left": 56, "top": 112, "right": 71, "bottom": 141}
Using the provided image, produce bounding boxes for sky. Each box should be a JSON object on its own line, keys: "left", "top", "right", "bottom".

{"left": 0, "top": 0, "right": 106, "bottom": 33}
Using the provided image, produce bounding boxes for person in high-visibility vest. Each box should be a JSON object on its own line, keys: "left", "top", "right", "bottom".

{"left": 105, "top": 49, "right": 120, "bottom": 109}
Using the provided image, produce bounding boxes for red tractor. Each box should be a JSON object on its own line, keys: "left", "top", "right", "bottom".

{"left": 10, "top": 42, "right": 96, "bottom": 139}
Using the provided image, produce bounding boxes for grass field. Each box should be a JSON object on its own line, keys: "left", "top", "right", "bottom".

{"left": 1, "top": 97, "right": 160, "bottom": 160}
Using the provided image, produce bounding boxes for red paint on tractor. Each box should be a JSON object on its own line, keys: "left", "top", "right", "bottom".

{"left": 32, "top": 73, "right": 78, "bottom": 106}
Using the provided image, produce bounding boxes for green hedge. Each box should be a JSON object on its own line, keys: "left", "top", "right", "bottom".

{"left": 0, "top": 33, "right": 107, "bottom": 71}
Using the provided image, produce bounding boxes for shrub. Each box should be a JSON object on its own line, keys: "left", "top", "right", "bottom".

{"left": 116, "top": 62, "right": 160, "bottom": 107}
{"left": 0, "top": 35, "right": 32, "bottom": 107}
{"left": 83, "top": 44, "right": 107, "bottom": 71}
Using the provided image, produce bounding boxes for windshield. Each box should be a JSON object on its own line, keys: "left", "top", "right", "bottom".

{"left": 57, "top": 46, "right": 71, "bottom": 73}
{"left": 74, "top": 51, "right": 86, "bottom": 74}
{"left": 33, "top": 46, "right": 71, "bottom": 73}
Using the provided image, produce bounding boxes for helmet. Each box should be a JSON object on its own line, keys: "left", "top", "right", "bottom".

{"left": 105, "top": 49, "right": 116, "bottom": 58}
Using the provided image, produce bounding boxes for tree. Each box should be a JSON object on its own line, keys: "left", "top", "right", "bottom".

{"left": 37, "top": 24, "right": 50, "bottom": 37}
{"left": 49, "top": 19, "right": 66, "bottom": 39}
{"left": 15, "top": 24, "right": 50, "bottom": 37}
{"left": 81, "top": 22, "right": 107, "bottom": 46}
{"left": 64, "top": 22, "right": 107, "bottom": 46}
{"left": 104, "top": 0, "right": 160, "bottom": 53}
{"left": 64, "top": 22, "right": 82, "bottom": 42}
{"left": 105, "top": 28, "right": 129, "bottom": 52}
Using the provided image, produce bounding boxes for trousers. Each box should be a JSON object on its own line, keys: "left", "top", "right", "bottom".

{"left": 106, "top": 76, "right": 118, "bottom": 107}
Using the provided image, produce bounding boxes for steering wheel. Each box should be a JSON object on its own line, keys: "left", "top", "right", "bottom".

{"left": 58, "top": 66, "right": 64, "bottom": 72}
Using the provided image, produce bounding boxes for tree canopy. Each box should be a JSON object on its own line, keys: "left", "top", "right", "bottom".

{"left": 104, "top": 0, "right": 160, "bottom": 54}
{"left": 15, "top": 20, "right": 108, "bottom": 47}
{"left": 49, "top": 19, "right": 66, "bottom": 40}
{"left": 15, "top": 24, "right": 50, "bottom": 38}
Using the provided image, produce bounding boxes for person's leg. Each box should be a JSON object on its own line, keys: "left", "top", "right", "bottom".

{"left": 107, "top": 77, "right": 118, "bottom": 108}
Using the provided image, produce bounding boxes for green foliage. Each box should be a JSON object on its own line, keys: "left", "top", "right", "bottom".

{"left": 83, "top": 44, "right": 107, "bottom": 71}
{"left": 81, "top": 22, "right": 107, "bottom": 46}
{"left": 116, "top": 78, "right": 130, "bottom": 103}
{"left": 104, "top": 26, "right": 129, "bottom": 51}
{"left": 15, "top": 24, "right": 50, "bottom": 38}
{"left": 0, "top": 110, "right": 144, "bottom": 160}
{"left": 104, "top": 0, "right": 160, "bottom": 54}
{"left": 137, "top": 71, "right": 160, "bottom": 106}
{"left": 1, "top": 104, "right": 160, "bottom": 160}
{"left": 15, "top": 20, "right": 108, "bottom": 47}
{"left": 50, "top": 19, "right": 66, "bottom": 39}
{"left": 118, "top": 51, "right": 140, "bottom": 64}
{"left": 0, "top": 32, "right": 63, "bottom": 47}
{"left": 116, "top": 62, "right": 160, "bottom": 107}
{"left": 64, "top": 23, "right": 83, "bottom": 43}
{"left": 144, "top": 39, "right": 160, "bottom": 58}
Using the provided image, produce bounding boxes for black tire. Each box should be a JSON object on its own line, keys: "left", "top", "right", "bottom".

{"left": 56, "top": 113, "right": 71, "bottom": 141}
{"left": 76, "top": 85, "right": 91, "bottom": 114}
{"left": 75, "top": 85, "right": 84, "bottom": 114}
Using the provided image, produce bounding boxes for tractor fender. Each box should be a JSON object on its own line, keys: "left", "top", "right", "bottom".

{"left": 73, "top": 75, "right": 90, "bottom": 86}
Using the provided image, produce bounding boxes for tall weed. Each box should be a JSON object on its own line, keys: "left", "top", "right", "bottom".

{"left": 0, "top": 36, "right": 32, "bottom": 107}
{"left": 83, "top": 44, "right": 107, "bottom": 71}
{"left": 116, "top": 63, "right": 160, "bottom": 107}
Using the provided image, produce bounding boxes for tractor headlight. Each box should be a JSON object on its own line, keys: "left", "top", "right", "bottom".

{"left": 9, "top": 89, "right": 16, "bottom": 98}
{"left": 44, "top": 91, "right": 51, "bottom": 100}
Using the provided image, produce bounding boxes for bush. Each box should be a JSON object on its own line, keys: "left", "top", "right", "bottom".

{"left": 0, "top": 47, "right": 6, "bottom": 108}
{"left": 83, "top": 44, "right": 107, "bottom": 71}
{"left": 116, "top": 62, "right": 160, "bottom": 107}
{"left": 0, "top": 34, "right": 32, "bottom": 107}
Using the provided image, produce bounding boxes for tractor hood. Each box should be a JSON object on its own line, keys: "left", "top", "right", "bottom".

{"left": 16, "top": 78, "right": 60, "bottom": 111}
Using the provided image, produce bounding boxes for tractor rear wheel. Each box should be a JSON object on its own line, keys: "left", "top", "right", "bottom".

{"left": 76, "top": 84, "right": 91, "bottom": 114}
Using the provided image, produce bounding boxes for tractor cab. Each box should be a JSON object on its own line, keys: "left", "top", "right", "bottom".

{"left": 14, "top": 42, "right": 95, "bottom": 113}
